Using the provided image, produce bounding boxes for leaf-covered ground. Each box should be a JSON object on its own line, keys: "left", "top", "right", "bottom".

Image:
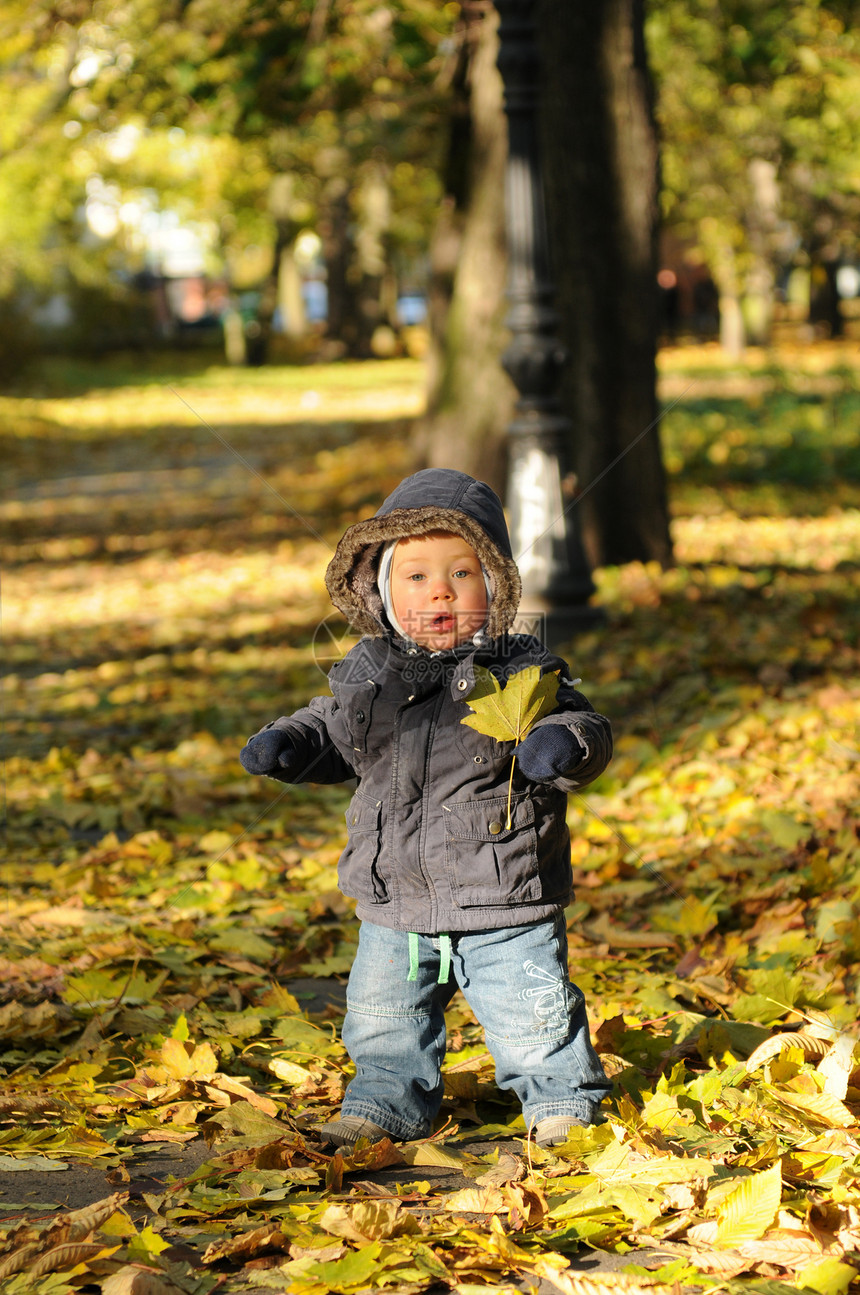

{"left": 1, "top": 346, "right": 859, "bottom": 1295}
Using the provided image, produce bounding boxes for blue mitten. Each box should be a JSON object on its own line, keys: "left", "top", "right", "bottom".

{"left": 240, "top": 728, "right": 295, "bottom": 775}
{"left": 514, "top": 724, "right": 586, "bottom": 782}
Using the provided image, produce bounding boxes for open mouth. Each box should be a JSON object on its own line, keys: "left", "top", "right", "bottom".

{"left": 430, "top": 613, "right": 456, "bottom": 632}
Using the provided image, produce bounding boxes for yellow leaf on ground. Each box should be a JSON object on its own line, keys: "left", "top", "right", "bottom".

{"left": 818, "top": 1034, "right": 859, "bottom": 1100}
{"left": 201, "top": 1224, "right": 290, "bottom": 1264}
{"left": 0, "top": 1154, "right": 69, "bottom": 1171}
{"left": 29, "top": 1241, "right": 120, "bottom": 1280}
{"left": 640, "top": 1090, "right": 691, "bottom": 1132}
{"left": 159, "top": 1037, "right": 218, "bottom": 1080}
{"left": 775, "top": 1089, "right": 855, "bottom": 1128}
{"left": 737, "top": 1225, "right": 826, "bottom": 1268}
{"left": 716, "top": 1160, "right": 782, "bottom": 1247}
{"left": 0, "top": 1192, "right": 129, "bottom": 1280}
{"left": 207, "top": 1073, "right": 278, "bottom": 1114}
{"left": 504, "top": 1181, "right": 548, "bottom": 1229}
{"left": 400, "top": 1142, "right": 468, "bottom": 1169}
{"left": 686, "top": 1220, "right": 718, "bottom": 1245}
{"left": 443, "top": 1186, "right": 506, "bottom": 1214}
{"left": 475, "top": 1152, "right": 526, "bottom": 1187}
{"left": 102, "top": 1264, "right": 187, "bottom": 1294}
{"left": 745, "top": 1031, "right": 832, "bottom": 1072}
{"left": 686, "top": 1249, "right": 751, "bottom": 1277}
{"left": 269, "top": 1057, "right": 314, "bottom": 1085}
{"left": 547, "top": 1273, "right": 683, "bottom": 1295}
{"left": 796, "top": 1257, "right": 857, "bottom": 1295}
{"left": 198, "top": 829, "right": 236, "bottom": 855}
{"left": 319, "top": 1199, "right": 420, "bottom": 1241}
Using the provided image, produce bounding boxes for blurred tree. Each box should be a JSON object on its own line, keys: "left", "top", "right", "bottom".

{"left": 0, "top": 1, "right": 273, "bottom": 354}
{"left": 0, "top": 0, "right": 454, "bottom": 357}
{"left": 419, "top": 0, "right": 672, "bottom": 568}
{"left": 648, "top": 0, "right": 860, "bottom": 350}
{"left": 416, "top": 1, "right": 512, "bottom": 496}
{"left": 57, "top": 0, "right": 454, "bottom": 356}
{"left": 0, "top": 1, "right": 84, "bottom": 296}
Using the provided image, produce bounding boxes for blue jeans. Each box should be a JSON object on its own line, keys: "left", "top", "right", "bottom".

{"left": 340, "top": 916, "right": 610, "bottom": 1141}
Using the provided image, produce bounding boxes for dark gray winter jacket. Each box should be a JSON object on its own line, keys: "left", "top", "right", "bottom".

{"left": 253, "top": 469, "right": 612, "bottom": 934}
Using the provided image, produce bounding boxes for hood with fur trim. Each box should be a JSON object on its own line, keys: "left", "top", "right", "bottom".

{"left": 325, "top": 469, "right": 522, "bottom": 640}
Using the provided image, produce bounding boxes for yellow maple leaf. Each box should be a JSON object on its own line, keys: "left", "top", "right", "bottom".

{"left": 460, "top": 665, "right": 561, "bottom": 826}
{"left": 160, "top": 1037, "right": 218, "bottom": 1080}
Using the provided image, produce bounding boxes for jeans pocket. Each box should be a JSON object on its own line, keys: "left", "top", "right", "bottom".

{"left": 443, "top": 793, "right": 540, "bottom": 907}
{"left": 340, "top": 791, "right": 388, "bottom": 903}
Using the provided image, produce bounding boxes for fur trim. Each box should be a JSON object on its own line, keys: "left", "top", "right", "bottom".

{"left": 326, "top": 506, "right": 522, "bottom": 639}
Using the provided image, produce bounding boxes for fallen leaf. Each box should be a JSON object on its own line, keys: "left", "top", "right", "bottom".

{"left": 715, "top": 1161, "right": 782, "bottom": 1246}
{"left": 737, "top": 1227, "right": 828, "bottom": 1267}
{"left": 796, "top": 1257, "right": 857, "bottom": 1295}
{"left": 475, "top": 1152, "right": 526, "bottom": 1187}
{"left": 160, "top": 1037, "right": 218, "bottom": 1080}
{"left": 202, "top": 1224, "right": 290, "bottom": 1264}
{"left": 102, "top": 1264, "right": 189, "bottom": 1294}
{"left": 443, "top": 1186, "right": 506, "bottom": 1214}
{"left": 818, "top": 1033, "right": 859, "bottom": 1100}
{"left": 774, "top": 1089, "right": 855, "bottom": 1129}
{"left": 318, "top": 1199, "right": 421, "bottom": 1241}
{"left": 744, "top": 1031, "right": 833, "bottom": 1072}
{"left": 400, "top": 1142, "right": 468, "bottom": 1169}
{"left": 0, "top": 1154, "right": 69, "bottom": 1171}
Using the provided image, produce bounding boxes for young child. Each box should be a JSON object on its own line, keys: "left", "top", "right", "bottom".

{"left": 240, "top": 468, "right": 612, "bottom": 1148}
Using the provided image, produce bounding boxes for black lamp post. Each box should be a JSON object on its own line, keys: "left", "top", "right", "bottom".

{"left": 495, "top": 0, "right": 601, "bottom": 644}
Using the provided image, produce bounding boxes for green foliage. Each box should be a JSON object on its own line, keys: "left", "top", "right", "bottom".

{"left": 648, "top": 0, "right": 860, "bottom": 314}
{"left": 0, "top": 0, "right": 455, "bottom": 333}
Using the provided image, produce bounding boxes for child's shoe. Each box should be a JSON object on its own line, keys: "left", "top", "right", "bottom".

{"left": 313, "top": 1115, "right": 393, "bottom": 1148}
{"left": 533, "top": 1116, "right": 589, "bottom": 1147}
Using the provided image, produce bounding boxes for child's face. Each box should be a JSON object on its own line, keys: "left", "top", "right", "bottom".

{"left": 390, "top": 531, "right": 488, "bottom": 650}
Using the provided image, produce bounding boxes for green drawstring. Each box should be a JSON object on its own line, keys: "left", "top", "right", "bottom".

{"left": 407, "top": 932, "right": 420, "bottom": 981}
{"left": 437, "top": 934, "right": 451, "bottom": 985}
{"left": 407, "top": 932, "right": 451, "bottom": 984}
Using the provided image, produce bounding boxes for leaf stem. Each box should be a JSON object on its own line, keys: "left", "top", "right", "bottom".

{"left": 506, "top": 756, "right": 515, "bottom": 830}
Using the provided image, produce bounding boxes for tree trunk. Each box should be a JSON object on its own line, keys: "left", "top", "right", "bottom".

{"left": 319, "top": 180, "right": 355, "bottom": 354}
{"left": 278, "top": 242, "right": 307, "bottom": 339}
{"left": 809, "top": 258, "right": 844, "bottom": 338}
{"left": 253, "top": 174, "right": 303, "bottom": 364}
{"left": 352, "top": 161, "right": 391, "bottom": 356}
{"left": 709, "top": 242, "right": 746, "bottom": 357}
{"left": 535, "top": 0, "right": 672, "bottom": 569}
{"left": 744, "top": 158, "right": 778, "bottom": 346}
{"left": 416, "top": 2, "right": 513, "bottom": 497}
{"left": 719, "top": 290, "right": 746, "bottom": 357}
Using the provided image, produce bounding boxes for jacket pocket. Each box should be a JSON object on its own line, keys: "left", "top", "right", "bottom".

{"left": 340, "top": 791, "right": 388, "bottom": 904}
{"left": 443, "top": 793, "right": 540, "bottom": 907}
{"left": 330, "top": 680, "right": 377, "bottom": 755}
